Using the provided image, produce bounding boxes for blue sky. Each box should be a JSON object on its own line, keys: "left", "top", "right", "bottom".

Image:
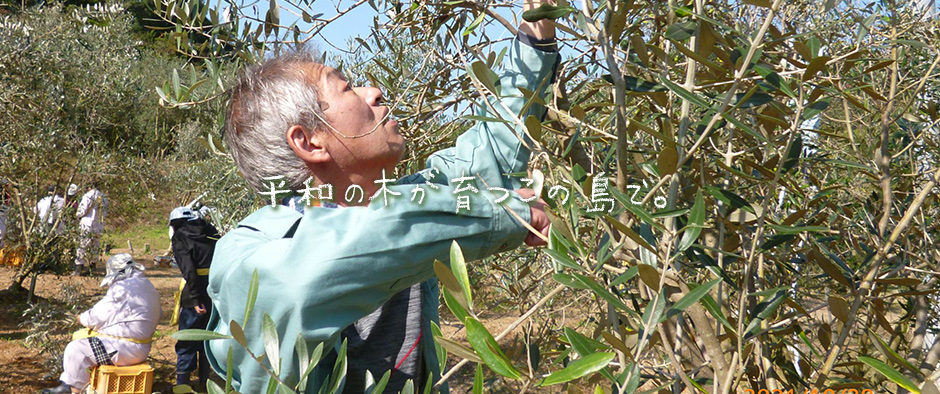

{"left": 236, "top": 0, "right": 522, "bottom": 54}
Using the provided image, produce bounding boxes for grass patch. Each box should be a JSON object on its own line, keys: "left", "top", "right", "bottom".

{"left": 104, "top": 223, "right": 170, "bottom": 255}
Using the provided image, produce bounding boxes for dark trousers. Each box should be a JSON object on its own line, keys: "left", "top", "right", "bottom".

{"left": 176, "top": 305, "right": 211, "bottom": 381}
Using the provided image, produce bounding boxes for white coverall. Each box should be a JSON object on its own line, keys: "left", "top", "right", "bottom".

{"left": 60, "top": 271, "right": 160, "bottom": 388}
{"left": 75, "top": 189, "right": 107, "bottom": 267}
{"left": 36, "top": 195, "right": 65, "bottom": 234}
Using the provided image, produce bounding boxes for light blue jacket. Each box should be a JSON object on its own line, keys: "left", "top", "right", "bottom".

{"left": 205, "top": 35, "right": 559, "bottom": 393}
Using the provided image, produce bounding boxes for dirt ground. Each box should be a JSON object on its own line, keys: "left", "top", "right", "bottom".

{"left": 0, "top": 251, "right": 192, "bottom": 394}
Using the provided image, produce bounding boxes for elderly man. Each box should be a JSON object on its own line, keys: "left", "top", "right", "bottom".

{"left": 205, "top": 2, "right": 557, "bottom": 392}
{"left": 42, "top": 254, "right": 160, "bottom": 394}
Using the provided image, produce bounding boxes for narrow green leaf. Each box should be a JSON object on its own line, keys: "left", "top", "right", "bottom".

{"left": 766, "top": 224, "right": 828, "bottom": 234}
{"left": 664, "top": 21, "right": 697, "bottom": 41}
{"left": 265, "top": 0, "right": 279, "bottom": 30}
{"left": 265, "top": 375, "right": 277, "bottom": 394}
{"left": 364, "top": 371, "right": 376, "bottom": 394}
{"left": 225, "top": 346, "right": 233, "bottom": 393}
{"left": 465, "top": 317, "right": 522, "bottom": 379}
{"left": 244, "top": 269, "right": 260, "bottom": 325}
{"left": 299, "top": 342, "right": 324, "bottom": 386}
{"left": 400, "top": 380, "right": 414, "bottom": 394}
{"left": 155, "top": 86, "right": 170, "bottom": 104}
{"left": 781, "top": 135, "right": 802, "bottom": 173}
{"left": 822, "top": 159, "right": 875, "bottom": 173}
{"left": 434, "top": 335, "right": 483, "bottom": 363}
{"left": 573, "top": 273, "right": 632, "bottom": 313}
{"left": 802, "top": 100, "right": 830, "bottom": 120}
{"left": 295, "top": 332, "right": 309, "bottom": 387}
{"left": 423, "top": 376, "right": 433, "bottom": 394}
{"left": 641, "top": 289, "right": 667, "bottom": 335}
{"left": 469, "top": 61, "right": 498, "bottom": 97}
{"left": 761, "top": 234, "right": 796, "bottom": 250}
{"left": 565, "top": 327, "right": 608, "bottom": 356}
{"left": 462, "top": 115, "right": 509, "bottom": 123}
{"left": 859, "top": 356, "right": 920, "bottom": 393}
{"left": 442, "top": 289, "right": 471, "bottom": 323}
{"left": 651, "top": 208, "right": 690, "bottom": 219}
{"left": 172, "top": 69, "right": 181, "bottom": 99}
{"left": 700, "top": 294, "right": 736, "bottom": 333}
{"left": 261, "top": 313, "right": 280, "bottom": 374}
{"left": 606, "top": 215, "right": 656, "bottom": 253}
{"left": 720, "top": 112, "right": 769, "bottom": 142}
{"left": 172, "top": 329, "right": 232, "bottom": 341}
{"left": 278, "top": 382, "right": 298, "bottom": 394}
{"left": 543, "top": 248, "right": 585, "bottom": 271}
{"left": 622, "top": 76, "right": 666, "bottom": 92}
{"left": 525, "top": 115, "right": 542, "bottom": 142}
{"left": 431, "top": 321, "right": 447, "bottom": 372}
{"left": 522, "top": 4, "right": 577, "bottom": 21}
{"left": 868, "top": 329, "right": 923, "bottom": 377}
{"left": 547, "top": 225, "right": 570, "bottom": 271}
{"left": 743, "top": 0, "right": 772, "bottom": 7}
{"left": 661, "top": 279, "right": 722, "bottom": 323}
{"left": 450, "top": 241, "right": 473, "bottom": 308}
{"left": 715, "top": 91, "right": 774, "bottom": 108}
{"left": 366, "top": 370, "right": 391, "bottom": 394}
{"left": 755, "top": 65, "right": 796, "bottom": 98}
{"left": 678, "top": 192, "right": 705, "bottom": 252}
{"left": 463, "top": 11, "right": 485, "bottom": 36}
{"left": 621, "top": 198, "right": 667, "bottom": 232}
{"left": 637, "top": 264, "right": 661, "bottom": 292}
{"left": 207, "top": 381, "right": 224, "bottom": 394}
{"left": 539, "top": 352, "right": 616, "bottom": 386}
{"left": 744, "top": 289, "right": 789, "bottom": 337}
{"left": 553, "top": 273, "right": 589, "bottom": 289}
{"left": 704, "top": 186, "right": 752, "bottom": 212}
{"left": 324, "top": 339, "right": 348, "bottom": 394}
{"left": 609, "top": 266, "right": 639, "bottom": 287}
{"left": 659, "top": 75, "right": 711, "bottom": 109}
{"left": 175, "top": 384, "right": 195, "bottom": 393}
{"left": 434, "top": 260, "right": 470, "bottom": 311}
{"left": 472, "top": 364, "right": 483, "bottom": 394}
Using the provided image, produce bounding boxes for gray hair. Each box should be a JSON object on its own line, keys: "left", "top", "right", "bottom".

{"left": 224, "top": 48, "right": 326, "bottom": 193}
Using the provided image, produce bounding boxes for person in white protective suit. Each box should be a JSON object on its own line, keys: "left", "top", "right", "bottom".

{"left": 41, "top": 254, "right": 160, "bottom": 394}
{"left": 36, "top": 185, "right": 65, "bottom": 235}
{"left": 74, "top": 183, "right": 107, "bottom": 275}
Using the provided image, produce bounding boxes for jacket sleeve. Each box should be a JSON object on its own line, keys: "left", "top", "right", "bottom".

{"left": 205, "top": 184, "right": 532, "bottom": 392}
{"left": 427, "top": 34, "right": 559, "bottom": 190}
{"left": 75, "top": 193, "right": 91, "bottom": 218}
{"left": 172, "top": 234, "right": 201, "bottom": 302}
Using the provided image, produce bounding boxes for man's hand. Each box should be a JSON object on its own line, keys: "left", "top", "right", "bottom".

{"left": 515, "top": 189, "right": 550, "bottom": 246}
{"left": 519, "top": 0, "right": 556, "bottom": 40}
{"left": 195, "top": 304, "right": 207, "bottom": 314}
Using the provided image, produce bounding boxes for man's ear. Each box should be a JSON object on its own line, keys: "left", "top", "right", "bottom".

{"left": 286, "top": 125, "right": 330, "bottom": 164}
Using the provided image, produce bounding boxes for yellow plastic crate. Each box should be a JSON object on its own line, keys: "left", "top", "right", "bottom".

{"left": 87, "top": 363, "right": 153, "bottom": 394}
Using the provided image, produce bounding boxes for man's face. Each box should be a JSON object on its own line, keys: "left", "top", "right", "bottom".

{"left": 311, "top": 65, "right": 405, "bottom": 173}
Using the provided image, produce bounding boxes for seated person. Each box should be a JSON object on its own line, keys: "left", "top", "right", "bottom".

{"left": 42, "top": 254, "right": 161, "bottom": 394}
